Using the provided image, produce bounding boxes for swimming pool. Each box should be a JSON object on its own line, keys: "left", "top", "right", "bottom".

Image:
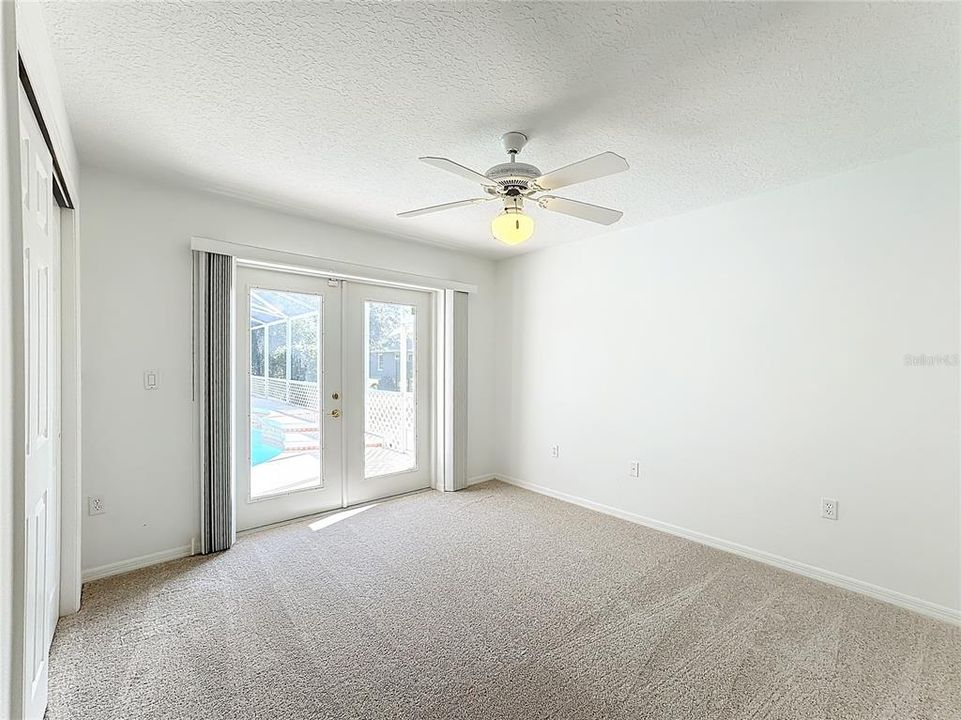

{"left": 251, "top": 429, "right": 283, "bottom": 465}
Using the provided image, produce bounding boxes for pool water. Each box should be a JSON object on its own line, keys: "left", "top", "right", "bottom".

{"left": 251, "top": 429, "right": 283, "bottom": 465}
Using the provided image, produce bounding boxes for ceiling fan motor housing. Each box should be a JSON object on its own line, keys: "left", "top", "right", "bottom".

{"left": 485, "top": 161, "right": 541, "bottom": 195}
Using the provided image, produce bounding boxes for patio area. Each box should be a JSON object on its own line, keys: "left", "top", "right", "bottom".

{"left": 250, "top": 393, "right": 416, "bottom": 499}
{"left": 365, "top": 444, "right": 416, "bottom": 478}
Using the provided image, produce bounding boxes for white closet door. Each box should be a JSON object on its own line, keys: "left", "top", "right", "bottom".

{"left": 19, "top": 86, "right": 60, "bottom": 720}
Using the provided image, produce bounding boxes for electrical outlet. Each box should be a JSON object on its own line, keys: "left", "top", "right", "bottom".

{"left": 550, "top": 444, "right": 559, "bottom": 458}
{"left": 88, "top": 495, "right": 105, "bottom": 516}
{"left": 821, "top": 497, "right": 838, "bottom": 521}
{"left": 630, "top": 461, "right": 640, "bottom": 478}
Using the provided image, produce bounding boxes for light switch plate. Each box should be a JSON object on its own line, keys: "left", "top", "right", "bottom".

{"left": 144, "top": 369, "right": 159, "bottom": 390}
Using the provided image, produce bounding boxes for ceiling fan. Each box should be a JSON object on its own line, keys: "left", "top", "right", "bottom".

{"left": 397, "top": 132, "right": 629, "bottom": 246}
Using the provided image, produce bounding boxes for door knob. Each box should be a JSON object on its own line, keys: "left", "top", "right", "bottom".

{"left": 329, "top": 408, "right": 341, "bottom": 418}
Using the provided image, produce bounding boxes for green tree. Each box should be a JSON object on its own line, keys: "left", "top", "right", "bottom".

{"left": 368, "top": 303, "right": 414, "bottom": 353}
{"left": 290, "top": 315, "right": 318, "bottom": 382}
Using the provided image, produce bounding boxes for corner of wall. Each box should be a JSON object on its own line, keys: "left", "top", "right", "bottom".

{"left": 0, "top": 4, "right": 22, "bottom": 715}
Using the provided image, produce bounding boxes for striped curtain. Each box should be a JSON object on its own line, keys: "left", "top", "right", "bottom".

{"left": 451, "top": 291, "right": 469, "bottom": 491}
{"left": 194, "top": 251, "right": 233, "bottom": 554}
{"left": 442, "top": 290, "right": 469, "bottom": 492}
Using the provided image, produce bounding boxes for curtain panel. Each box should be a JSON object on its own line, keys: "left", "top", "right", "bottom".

{"left": 193, "top": 250, "right": 234, "bottom": 554}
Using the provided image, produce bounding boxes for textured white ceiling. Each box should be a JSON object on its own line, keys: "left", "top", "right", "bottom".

{"left": 39, "top": 1, "right": 959, "bottom": 257}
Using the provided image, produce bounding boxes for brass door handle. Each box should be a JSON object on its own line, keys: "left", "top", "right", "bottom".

{"left": 329, "top": 408, "right": 341, "bottom": 418}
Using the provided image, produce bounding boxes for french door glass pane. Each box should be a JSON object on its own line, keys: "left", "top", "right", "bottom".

{"left": 249, "top": 288, "right": 323, "bottom": 499}
{"left": 365, "top": 301, "right": 416, "bottom": 478}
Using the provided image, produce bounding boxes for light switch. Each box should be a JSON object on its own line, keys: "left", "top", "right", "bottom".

{"left": 144, "top": 369, "right": 159, "bottom": 390}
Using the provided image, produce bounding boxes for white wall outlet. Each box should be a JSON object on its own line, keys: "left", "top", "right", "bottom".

{"left": 821, "top": 497, "right": 838, "bottom": 521}
{"left": 88, "top": 495, "right": 105, "bottom": 516}
{"left": 550, "top": 444, "right": 559, "bottom": 458}
{"left": 630, "top": 461, "right": 640, "bottom": 478}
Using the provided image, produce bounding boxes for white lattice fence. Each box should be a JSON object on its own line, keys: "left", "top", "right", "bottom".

{"left": 253, "top": 376, "right": 319, "bottom": 411}
{"left": 266, "top": 377, "right": 287, "bottom": 403}
{"left": 366, "top": 389, "right": 415, "bottom": 452}
{"left": 288, "top": 380, "right": 319, "bottom": 411}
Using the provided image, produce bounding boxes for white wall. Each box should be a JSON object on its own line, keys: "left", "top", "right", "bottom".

{"left": 495, "top": 143, "right": 960, "bottom": 613}
{"left": 1, "top": 4, "right": 22, "bottom": 714}
{"left": 79, "top": 166, "right": 498, "bottom": 573}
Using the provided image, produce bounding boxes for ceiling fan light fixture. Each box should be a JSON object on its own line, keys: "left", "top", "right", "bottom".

{"left": 491, "top": 207, "right": 534, "bottom": 245}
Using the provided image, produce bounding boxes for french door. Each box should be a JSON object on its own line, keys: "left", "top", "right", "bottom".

{"left": 345, "top": 283, "right": 432, "bottom": 505}
{"left": 235, "top": 268, "right": 343, "bottom": 530}
{"left": 235, "top": 268, "right": 432, "bottom": 531}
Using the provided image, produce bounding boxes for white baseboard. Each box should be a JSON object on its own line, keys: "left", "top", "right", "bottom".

{"left": 465, "top": 473, "right": 497, "bottom": 487}
{"left": 494, "top": 474, "right": 960, "bottom": 626}
{"left": 82, "top": 545, "right": 194, "bottom": 584}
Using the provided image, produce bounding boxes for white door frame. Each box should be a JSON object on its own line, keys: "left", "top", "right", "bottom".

{"left": 215, "top": 242, "right": 470, "bottom": 516}
{"left": 207, "top": 239, "right": 472, "bottom": 487}
{"left": 232, "top": 261, "right": 447, "bottom": 526}
{"left": 56, "top": 206, "right": 80, "bottom": 615}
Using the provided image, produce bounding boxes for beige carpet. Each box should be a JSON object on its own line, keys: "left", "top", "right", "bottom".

{"left": 47, "top": 481, "right": 959, "bottom": 719}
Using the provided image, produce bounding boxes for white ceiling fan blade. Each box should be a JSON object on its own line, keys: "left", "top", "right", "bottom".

{"left": 420, "top": 157, "right": 501, "bottom": 188}
{"left": 537, "top": 195, "right": 623, "bottom": 225}
{"left": 397, "top": 196, "right": 495, "bottom": 218}
{"left": 534, "top": 152, "right": 629, "bottom": 191}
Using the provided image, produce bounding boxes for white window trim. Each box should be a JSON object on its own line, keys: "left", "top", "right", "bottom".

{"left": 190, "top": 236, "right": 478, "bottom": 294}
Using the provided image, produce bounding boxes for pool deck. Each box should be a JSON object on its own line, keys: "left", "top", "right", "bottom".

{"left": 250, "top": 397, "right": 415, "bottom": 497}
